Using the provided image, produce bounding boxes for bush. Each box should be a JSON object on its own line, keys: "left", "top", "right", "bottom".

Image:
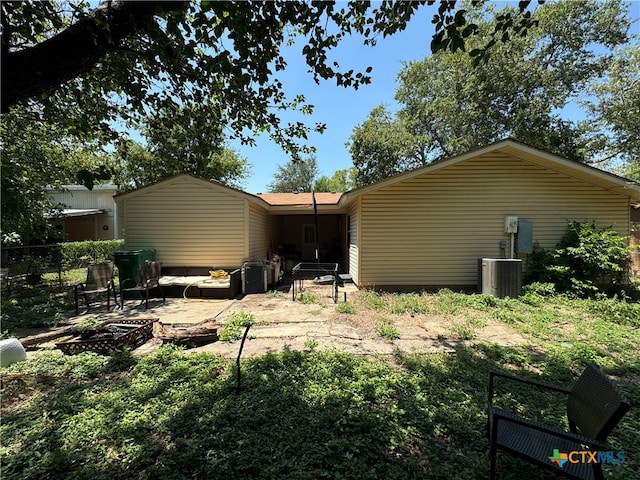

{"left": 525, "top": 221, "right": 632, "bottom": 297}
{"left": 523, "top": 282, "right": 556, "bottom": 297}
{"left": 59, "top": 239, "right": 124, "bottom": 268}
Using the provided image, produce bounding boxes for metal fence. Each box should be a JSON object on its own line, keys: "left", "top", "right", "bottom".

{"left": 1, "top": 244, "right": 63, "bottom": 285}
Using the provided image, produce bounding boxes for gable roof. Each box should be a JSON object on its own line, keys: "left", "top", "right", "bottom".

{"left": 341, "top": 138, "right": 640, "bottom": 203}
{"left": 113, "top": 174, "right": 269, "bottom": 207}
{"left": 112, "top": 141, "right": 640, "bottom": 209}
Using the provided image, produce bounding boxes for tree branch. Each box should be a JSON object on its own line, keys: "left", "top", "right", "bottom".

{"left": 1, "top": 1, "right": 188, "bottom": 113}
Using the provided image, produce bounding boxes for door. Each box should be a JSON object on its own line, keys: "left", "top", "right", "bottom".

{"left": 302, "top": 224, "right": 317, "bottom": 261}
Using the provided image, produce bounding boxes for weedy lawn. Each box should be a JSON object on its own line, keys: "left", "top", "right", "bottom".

{"left": 1, "top": 290, "right": 639, "bottom": 480}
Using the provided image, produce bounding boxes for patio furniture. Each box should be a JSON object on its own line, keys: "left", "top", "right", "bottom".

{"left": 121, "top": 260, "right": 165, "bottom": 309}
{"left": 158, "top": 266, "right": 241, "bottom": 299}
{"left": 74, "top": 261, "right": 119, "bottom": 315}
{"left": 1, "top": 259, "right": 33, "bottom": 295}
{"left": 291, "top": 262, "right": 339, "bottom": 303}
{"left": 488, "top": 364, "right": 630, "bottom": 480}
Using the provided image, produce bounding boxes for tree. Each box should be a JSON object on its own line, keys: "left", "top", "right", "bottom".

{"left": 348, "top": 105, "right": 427, "bottom": 186}
{"left": 114, "top": 140, "right": 249, "bottom": 191}
{"left": 314, "top": 168, "right": 358, "bottom": 192}
{"left": 268, "top": 156, "right": 319, "bottom": 193}
{"left": 113, "top": 102, "right": 250, "bottom": 190}
{"left": 581, "top": 44, "right": 640, "bottom": 176}
{"left": 0, "top": 0, "right": 551, "bottom": 235}
{"left": 0, "top": 108, "right": 109, "bottom": 240}
{"left": 349, "top": 0, "right": 632, "bottom": 185}
{"left": 1, "top": 1, "right": 544, "bottom": 155}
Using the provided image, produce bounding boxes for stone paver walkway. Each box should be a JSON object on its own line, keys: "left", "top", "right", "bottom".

{"left": 54, "top": 283, "right": 527, "bottom": 359}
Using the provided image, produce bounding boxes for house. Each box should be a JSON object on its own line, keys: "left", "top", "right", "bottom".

{"left": 45, "top": 184, "right": 119, "bottom": 241}
{"left": 342, "top": 140, "right": 640, "bottom": 289}
{"left": 631, "top": 204, "right": 640, "bottom": 276}
{"left": 114, "top": 139, "right": 640, "bottom": 289}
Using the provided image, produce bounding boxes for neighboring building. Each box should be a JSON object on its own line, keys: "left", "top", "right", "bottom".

{"left": 114, "top": 139, "right": 640, "bottom": 289}
{"left": 45, "top": 185, "right": 119, "bottom": 241}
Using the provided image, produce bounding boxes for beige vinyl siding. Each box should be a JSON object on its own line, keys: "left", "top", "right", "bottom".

{"left": 347, "top": 199, "right": 360, "bottom": 285}
{"left": 248, "top": 201, "right": 276, "bottom": 262}
{"left": 358, "top": 152, "right": 630, "bottom": 288}
{"left": 122, "top": 177, "right": 246, "bottom": 266}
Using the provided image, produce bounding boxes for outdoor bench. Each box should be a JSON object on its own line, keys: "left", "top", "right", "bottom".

{"left": 158, "top": 266, "right": 241, "bottom": 299}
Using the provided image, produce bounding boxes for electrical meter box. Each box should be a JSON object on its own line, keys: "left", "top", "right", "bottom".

{"left": 505, "top": 216, "right": 518, "bottom": 233}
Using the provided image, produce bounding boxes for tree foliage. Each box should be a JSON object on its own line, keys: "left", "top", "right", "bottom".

{"left": 349, "top": 0, "right": 632, "bottom": 185}
{"left": 524, "top": 221, "right": 633, "bottom": 297}
{"left": 1, "top": 1, "right": 545, "bottom": 156}
{"left": 268, "top": 157, "right": 320, "bottom": 193}
{"left": 113, "top": 102, "right": 250, "bottom": 190}
{"left": 0, "top": 108, "right": 109, "bottom": 241}
{"left": 348, "top": 105, "right": 427, "bottom": 186}
{"left": 314, "top": 168, "right": 358, "bottom": 193}
{"left": 582, "top": 44, "right": 640, "bottom": 175}
{"left": 0, "top": 0, "right": 595, "bottom": 237}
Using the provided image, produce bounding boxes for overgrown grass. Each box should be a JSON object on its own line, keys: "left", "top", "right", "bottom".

{"left": 376, "top": 317, "right": 400, "bottom": 340}
{"left": 1, "top": 285, "right": 72, "bottom": 333}
{"left": 1, "top": 267, "right": 119, "bottom": 335}
{"left": 336, "top": 301, "right": 357, "bottom": 314}
{"left": 2, "top": 342, "right": 638, "bottom": 480}
{"left": 298, "top": 290, "right": 319, "bottom": 305}
{"left": 219, "top": 312, "right": 255, "bottom": 343}
{"left": 1, "top": 287, "right": 639, "bottom": 479}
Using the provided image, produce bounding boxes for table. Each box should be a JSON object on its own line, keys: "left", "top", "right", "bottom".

{"left": 291, "top": 262, "right": 339, "bottom": 303}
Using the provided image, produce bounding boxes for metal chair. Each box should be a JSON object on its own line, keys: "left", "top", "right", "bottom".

{"left": 74, "top": 261, "right": 119, "bottom": 315}
{"left": 488, "top": 364, "right": 629, "bottom": 480}
{"left": 1, "top": 259, "right": 33, "bottom": 295}
{"left": 120, "top": 260, "right": 165, "bottom": 309}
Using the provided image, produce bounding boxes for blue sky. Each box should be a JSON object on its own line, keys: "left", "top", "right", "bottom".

{"left": 231, "top": 2, "right": 640, "bottom": 194}
{"left": 229, "top": 4, "right": 435, "bottom": 194}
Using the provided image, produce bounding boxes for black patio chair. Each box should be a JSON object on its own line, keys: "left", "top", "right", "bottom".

{"left": 1, "top": 259, "right": 33, "bottom": 295}
{"left": 488, "top": 364, "right": 629, "bottom": 480}
{"left": 74, "top": 261, "right": 119, "bottom": 315}
{"left": 120, "top": 260, "right": 165, "bottom": 310}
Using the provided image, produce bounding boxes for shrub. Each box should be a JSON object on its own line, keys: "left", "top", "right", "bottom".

{"left": 525, "top": 221, "right": 632, "bottom": 297}
{"left": 60, "top": 239, "right": 125, "bottom": 268}
{"left": 523, "top": 282, "right": 556, "bottom": 297}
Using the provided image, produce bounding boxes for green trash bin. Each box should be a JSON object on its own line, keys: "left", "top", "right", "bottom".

{"left": 114, "top": 249, "right": 156, "bottom": 299}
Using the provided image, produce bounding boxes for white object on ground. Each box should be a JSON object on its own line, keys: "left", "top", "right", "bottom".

{"left": 0, "top": 338, "right": 27, "bottom": 367}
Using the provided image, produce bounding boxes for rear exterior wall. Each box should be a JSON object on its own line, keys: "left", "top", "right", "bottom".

{"left": 347, "top": 199, "right": 360, "bottom": 285}
{"left": 121, "top": 177, "right": 247, "bottom": 266}
{"left": 355, "top": 152, "right": 631, "bottom": 289}
{"left": 248, "top": 201, "right": 277, "bottom": 262}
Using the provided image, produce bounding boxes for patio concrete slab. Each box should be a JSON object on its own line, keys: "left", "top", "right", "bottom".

{"left": 85, "top": 297, "right": 236, "bottom": 324}
{"left": 58, "top": 283, "right": 527, "bottom": 360}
